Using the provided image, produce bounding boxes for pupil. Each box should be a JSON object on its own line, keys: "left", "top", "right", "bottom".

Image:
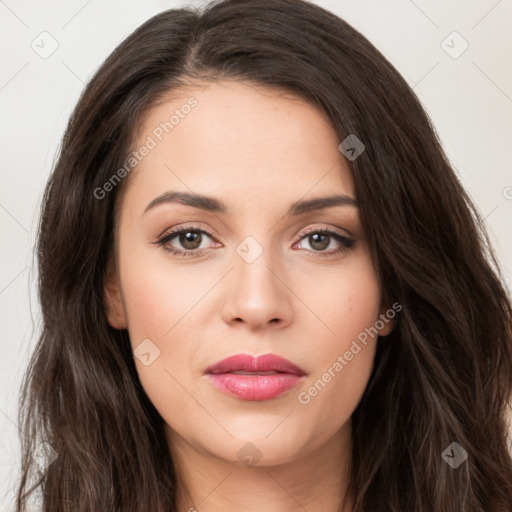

{"left": 310, "top": 233, "right": 329, "bottom": 251}
{"left": 181, "top": 231, "right": 201, "bottom": 250}
{"left": 177, "top": 232, "right": 331, "bottom": 251}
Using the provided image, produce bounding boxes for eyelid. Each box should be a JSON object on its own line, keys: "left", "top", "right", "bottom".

{"left": 296, "top": 223, "right": 352, "bottom": 239}
{"left": 155, "top": 223, "right": 217, "bottom": 242}
{"left": 153, "top": 223, "right": 355, "bottom": 257}
{"left": 154, "top": 223, "right": 351, "bottom": 243}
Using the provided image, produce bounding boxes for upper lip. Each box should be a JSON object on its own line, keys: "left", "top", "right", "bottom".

{"left": 205, "top": 353, "right": 306, "bottom": 376}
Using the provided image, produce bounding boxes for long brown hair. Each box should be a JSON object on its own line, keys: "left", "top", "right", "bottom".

{"left": 16, "top": 0, "right": 512, "bottom": 510}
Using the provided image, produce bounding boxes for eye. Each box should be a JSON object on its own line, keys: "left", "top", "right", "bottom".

{"left": 153, "top": 225, "right": 218, "bottom": 257}
{"left": 293, "top": 228, "right": 354, "bottom": 257}
{"left": 153, "top": 225, "right": 355, "bottom": 259}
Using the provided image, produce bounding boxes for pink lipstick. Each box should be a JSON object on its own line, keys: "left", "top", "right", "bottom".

{"left": 205, "top": 353, "right": 306, "bottom": 401}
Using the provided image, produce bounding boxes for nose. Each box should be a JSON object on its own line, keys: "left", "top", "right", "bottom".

{"left": 221, "top": 245, "right": 293, "bottom": 331}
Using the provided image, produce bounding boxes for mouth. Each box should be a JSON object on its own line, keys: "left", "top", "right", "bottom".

{"left": 205, "top": 353, "right": 306, "bottom": 401}
{"left": 229, "top": 371, "right": 282, "bottom": 375}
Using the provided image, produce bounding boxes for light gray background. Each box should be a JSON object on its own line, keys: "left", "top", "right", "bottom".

{"left": 1, "top": 1, "right": 511, "bottom": 509}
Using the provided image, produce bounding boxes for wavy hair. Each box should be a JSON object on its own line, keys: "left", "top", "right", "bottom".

{"left": 16, "top": 0, "right": 512, "bottom": 510}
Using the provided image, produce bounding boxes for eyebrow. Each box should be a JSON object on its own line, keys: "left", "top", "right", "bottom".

{"left": 143, "top": 191, "right": 358, "bottom": 216}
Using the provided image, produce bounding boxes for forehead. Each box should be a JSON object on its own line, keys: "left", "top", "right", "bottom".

{"left": 124, "top": 80, "right": 355, "bottom": 211}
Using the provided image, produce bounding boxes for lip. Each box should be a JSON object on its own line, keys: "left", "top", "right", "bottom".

{"left": 205, "top": 353, "right": 306, "bottom": 401}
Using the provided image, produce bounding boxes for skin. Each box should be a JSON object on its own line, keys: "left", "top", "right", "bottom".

{"left": 105, "top": 80, "right": 395, "bottom": 512}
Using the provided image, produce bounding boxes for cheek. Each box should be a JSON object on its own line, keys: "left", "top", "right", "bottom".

{"left": 293, "top": 251, "right": 381, "bottom": 431}
{"left": 118, "top": 258, "right": 204, "bottom": 431}
{"left": 117, "top": 242, "right": 217, "bottom": 418}
{"left": 119, "top": 243, "right": 213, "bottom": 343}
{"left": 295, "top": 341, "right": 376, "bottom": 451}
{"left": 294, "top": 248, "right": 382, "bottom": 361}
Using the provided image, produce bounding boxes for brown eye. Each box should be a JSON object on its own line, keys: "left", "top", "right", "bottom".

{"left": 308, "top": 232, "right": 330, "bottom": 251}
{"left": 295, "top": 229, "right": 355, "bottom": 258}
{"left": 155, "top": 226, "right": 216, "bottom": 256}
{"left": 178, "top": 231, "right": 203, "bottom": 250}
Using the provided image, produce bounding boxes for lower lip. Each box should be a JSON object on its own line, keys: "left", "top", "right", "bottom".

{"left": 207, "top": 373, "right": 304, "bottom": 401}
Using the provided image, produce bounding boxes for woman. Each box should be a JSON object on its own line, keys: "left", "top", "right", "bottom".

{"left": 16, "top": 0, "right": 512, "bottom": 510}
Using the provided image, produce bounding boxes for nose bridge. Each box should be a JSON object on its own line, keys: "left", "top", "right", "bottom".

{"left": 222, "top": 233, "right": 293, "bottom": 328}
{"left": 235, "top": 235, "right": 277, "bottom": 290}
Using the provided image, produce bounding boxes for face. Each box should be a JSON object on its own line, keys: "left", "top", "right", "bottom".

{"left": 105, "top": 80, "right": 394, "bottom": 468}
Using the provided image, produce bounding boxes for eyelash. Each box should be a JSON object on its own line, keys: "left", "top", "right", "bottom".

{"left": 153, "top": 224, "right": 355, "bottom": 259}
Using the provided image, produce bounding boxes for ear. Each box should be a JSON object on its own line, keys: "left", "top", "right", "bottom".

{"left": 104, "top": 257, "right": 127, "bottom": 330}
{"left": 377, "top": 302, "right": 399, "bottom": 337}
